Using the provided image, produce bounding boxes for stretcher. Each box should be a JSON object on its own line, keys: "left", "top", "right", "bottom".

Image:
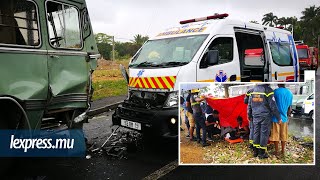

{"left": 225, "top": 137, "right": 244, "bottom": 144}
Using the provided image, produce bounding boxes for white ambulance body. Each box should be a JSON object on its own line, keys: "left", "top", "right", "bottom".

{"left": 302, "top": 93, "right": 314, "bottom": 120}
{"left": 113, "top": 14, "right": 300, "bottom": 138}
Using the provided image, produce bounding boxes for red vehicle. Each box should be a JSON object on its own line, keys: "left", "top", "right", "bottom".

{"left": 309, "top": 47, "right": 319, "bottom": 72}
{"left": 296, "top": 43, "right": 312, "bottom": 77}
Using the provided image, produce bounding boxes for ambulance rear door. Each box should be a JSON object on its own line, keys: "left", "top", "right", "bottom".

{"left": 266, "top": 31, "right": 299, "bottom": 82}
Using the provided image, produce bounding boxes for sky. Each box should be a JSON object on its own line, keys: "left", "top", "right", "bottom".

{"left": 86, "top": 0, "right": 320, "bottom": 42}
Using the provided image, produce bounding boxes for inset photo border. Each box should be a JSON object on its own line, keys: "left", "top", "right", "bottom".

{"left": 178, "top": 71, "right": 315, "bottom": 166}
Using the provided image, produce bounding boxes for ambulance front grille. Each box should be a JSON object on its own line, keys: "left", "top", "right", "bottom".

{"left": 124, "top": 90, "right": 168, "bottom": 109}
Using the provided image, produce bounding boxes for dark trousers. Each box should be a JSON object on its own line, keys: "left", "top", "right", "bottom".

{"left": 253, "top": 116, "right": 271, "bottom": 150}
{"left": 185, "top": 114, "right": 190, "bottom": 134}
{"left": 207, "top": 125, "right": 221, "bottom": 138}
{"left": 194, "top": 113, "right": 206, "bottom": 145}
{"left": 249, "top": 120, "right": 254, "bottom": 144}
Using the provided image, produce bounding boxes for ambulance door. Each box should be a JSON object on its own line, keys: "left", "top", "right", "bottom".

{"left": 266, "top": 31, "right": 298, "bottom": 82}
{"left": 197, "top": 35, "right": 240, "bottom": 82}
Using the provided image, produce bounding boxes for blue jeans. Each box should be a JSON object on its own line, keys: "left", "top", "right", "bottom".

{"left": 194, "top": 112, "right": 206, "bottom": 145}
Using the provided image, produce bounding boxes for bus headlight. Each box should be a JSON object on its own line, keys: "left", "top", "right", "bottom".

{"left": 164, "top": 91, "right": 178, "bottom": 107}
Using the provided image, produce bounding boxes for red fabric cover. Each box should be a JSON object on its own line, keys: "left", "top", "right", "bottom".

{"left": 225, "top": 137, "right": 244, "bottom": 144}
{"left": 205, "top": 94, "right": 248, "bottom": 129}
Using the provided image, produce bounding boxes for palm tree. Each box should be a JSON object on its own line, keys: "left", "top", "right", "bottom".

{"left": 262, "top": 12, "right": 278, "bottom": 27}
{"left": 301, "top": 6, "right": 320, "bottom": 46}
{"left": 132, "top": 34, "right": 149, "bottom": 46}
{"left": 277, "top": 17, "right": 287, "bottom": 28}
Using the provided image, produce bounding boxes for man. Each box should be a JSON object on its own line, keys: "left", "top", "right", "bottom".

{"left": 248, "top": 84, "right": 282, "bottom": 159}
{"left": 182, "top": 94, "right": 191, "bottom": 138}
{"left": 180, "top": 96, "right": 185, "bottom": 131}
{"left": 270, "top": 84, "right": 293, "bottom": 156}
{"left": 190, "top": 89, "right": 210, "bottom": 147}
{"left": 185, "top": 90, "right": 196, "bottom": 141}
{"left": 206, "top": 110, "right": 221, "bottom": 141}
{"left": 244, "top": 88, "right": 254, "bottom": 149}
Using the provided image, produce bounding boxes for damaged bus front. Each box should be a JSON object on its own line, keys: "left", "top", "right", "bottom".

{"left": 0, "top": 0, "right": 99, "bottom": 130}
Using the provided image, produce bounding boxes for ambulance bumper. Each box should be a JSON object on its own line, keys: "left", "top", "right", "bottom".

{"left": 112, "top": 104, "right": 178, "bottom": 139}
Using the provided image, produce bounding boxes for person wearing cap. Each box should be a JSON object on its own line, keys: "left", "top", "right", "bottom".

{"left": 190, "top": 89, "right": 210, "bottom": 147}
{"left": 248, "top": 84, "right": 281, "bottom": 159}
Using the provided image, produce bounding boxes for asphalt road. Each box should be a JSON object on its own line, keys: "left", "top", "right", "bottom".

{"left": 7, "top": 111, "right": 178, "bottom": 180}
{"left": 4, "top": 73, "right": 319, "bottom": 180}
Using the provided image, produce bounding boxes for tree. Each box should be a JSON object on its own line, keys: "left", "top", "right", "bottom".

{"left": 94, "top": 33, "right": 113, "bottom": 59}
{"left": 300, "top": 5, "right": 320, "bottom": 46}
{"left": 277, "top": 17, "right": 287, "bottom": 28}
{"left": 95, "top": 33, "right": 113, "bottom": 44}
{"left": 262, "top": 12, "right": 278, "bottom": 27}
{"left": 131, "top": 34, "right": 149, "bottom": 46}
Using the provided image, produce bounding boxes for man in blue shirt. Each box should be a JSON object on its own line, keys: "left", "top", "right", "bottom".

{"left": 270, "top": 84, "right": 293, "bottom": 156}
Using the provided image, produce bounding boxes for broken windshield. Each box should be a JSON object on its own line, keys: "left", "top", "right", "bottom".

{"left": 129, "top": 35, "right": 208, "bottom": 68}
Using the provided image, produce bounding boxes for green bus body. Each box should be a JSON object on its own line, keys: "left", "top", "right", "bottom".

{"left": 0, "top": 0, "right": 99, "bottom": 129}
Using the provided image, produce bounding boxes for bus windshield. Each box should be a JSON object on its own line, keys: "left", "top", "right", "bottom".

{"left": 129, "top": 35, "right": 208, "bottom": 68}
{"left": 297, "top": 48, "right": 309, "bottom": 59}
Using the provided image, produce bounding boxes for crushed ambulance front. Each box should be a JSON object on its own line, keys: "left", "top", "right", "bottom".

{"left": 112, "top": 23, "right": 211, "bottom": 138}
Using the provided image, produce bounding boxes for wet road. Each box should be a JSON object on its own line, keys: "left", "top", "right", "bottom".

{"left": 9, "top": 111, "right": 178, "bottom": 179}
{"left": 289, "top": 116, "right": 314, "bottom": 137}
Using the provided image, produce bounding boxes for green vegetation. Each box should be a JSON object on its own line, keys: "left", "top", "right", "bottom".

{"left": 257, "top": 6, "right": 320, "bottom": 47}
{"left": 94, "top": 33, "right": 149, "bottom": 60}
{"left": 92, "top": 79, "right": 127, "bottom": 100}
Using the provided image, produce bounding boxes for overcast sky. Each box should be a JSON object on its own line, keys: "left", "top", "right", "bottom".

{"left": 86, "top": 0, "right": 320, "bottom": 42}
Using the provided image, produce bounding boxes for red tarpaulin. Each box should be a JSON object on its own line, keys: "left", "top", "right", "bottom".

{"left": 205, "top": 94, "right": 248, "bottom": 129}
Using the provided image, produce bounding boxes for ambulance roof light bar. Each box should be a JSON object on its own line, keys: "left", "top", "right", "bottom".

{"left": 179, "top": 13, "right": 229, "bottom": 24}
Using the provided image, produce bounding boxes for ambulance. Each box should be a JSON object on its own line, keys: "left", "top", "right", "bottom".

{"left": 112, "top": 13, "right": 300, "bottom": 138}
{"left": 302, "top": 93, "right": 315, "bottom": 120}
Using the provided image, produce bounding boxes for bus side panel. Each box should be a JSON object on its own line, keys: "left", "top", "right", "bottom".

{"left": 0, "top": 52, "right": 49, "bottom": 100}
{"left": 47, "top": 54, "right": 89, "bottom": 110}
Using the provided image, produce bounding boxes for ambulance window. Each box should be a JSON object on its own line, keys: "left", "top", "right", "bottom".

{"left": 307, "top": 94, "right": 314, "bottom": 100}
{"left": 46, "top": 1, "right": 82, "bottom": 49}
{"left": 269, "top": 42, "right": 293, "bottom": 66}
{"left": 0, "top": 0, "right": 40, "bottom": 47}
{"left": 207, "top": 37, "right": 233, "bottom": 65}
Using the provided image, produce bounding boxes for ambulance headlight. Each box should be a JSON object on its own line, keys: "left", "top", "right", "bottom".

{"left": 170, "top": 118, "right": 177, "bottom": 124}
{"left": 164, "top": 91, "right": 178, "bottom": 107}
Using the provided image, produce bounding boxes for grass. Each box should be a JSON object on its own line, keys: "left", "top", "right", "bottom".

{"left": 92, "top": 79, "right": 128, "bottom": 101}
{"left": 180, "top": 123, "right": 314, "bottom": 164}
{"left": 91, "top": 59, "right": 130, "bottom": 100}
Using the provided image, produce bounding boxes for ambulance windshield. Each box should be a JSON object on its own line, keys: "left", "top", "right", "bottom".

{"left": 129, "top": 35, "right": 208, "bottom": 68}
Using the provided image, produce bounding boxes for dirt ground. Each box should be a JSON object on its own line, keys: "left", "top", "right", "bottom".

{"left": 179, "top": 122, "right": 314, "bottom": 165}
{"left": 93, "top": 59, "right": 130, "bottom": 82}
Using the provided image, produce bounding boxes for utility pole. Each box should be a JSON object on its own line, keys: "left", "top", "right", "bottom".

{"left": 112, "top": 36, "right": 115, "bottom": 61}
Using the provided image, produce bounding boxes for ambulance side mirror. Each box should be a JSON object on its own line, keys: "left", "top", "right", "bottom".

{"left": 119, "top": 64, "right": 129, "bottom": 84}
{"left": 207, "top": 50, "right": 219, "bottom": 66}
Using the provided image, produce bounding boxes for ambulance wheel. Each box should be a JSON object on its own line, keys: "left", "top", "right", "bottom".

{"left": 309, "top": 110, "right": 314, "bottom": 121}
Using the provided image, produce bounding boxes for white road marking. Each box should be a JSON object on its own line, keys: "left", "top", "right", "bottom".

{"left": 142, "top": 160, "right": 178, "bottom": 180}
